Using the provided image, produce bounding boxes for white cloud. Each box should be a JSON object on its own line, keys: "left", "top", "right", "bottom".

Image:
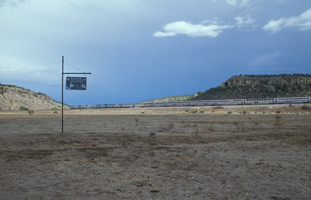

{"left": 154, "top": 16, "right": 254, "bottom": 38}
{"left": 226, "top": 0, "right": 237, "bottom": 7}
{"left": 153, "top": 31, "right": 177, "bottom": 37}
{"left": 235, "top": 16, "right": 254, "bottom": 27}
{"left": 226, "top": 0, "right": 250, "bottom": 8}
{"left": 153, "top": 21, "right": 230, "bottom": 38}
{"left": 263, "top": 9, "right": 311, "bottom": 33}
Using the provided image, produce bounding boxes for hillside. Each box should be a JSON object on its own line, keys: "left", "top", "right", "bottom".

{"left": 140, "top": 94, "right": 194, "bottom": 103}
{"left": 0, "top": 84, "right": 69, "bottom": 111}
{"left": 142, "top": 74, "right": 311, "bottom": 102}
{"left": 193, "top": 74, "right": 311, "bottom": 100}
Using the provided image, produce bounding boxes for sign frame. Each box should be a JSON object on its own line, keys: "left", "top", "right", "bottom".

{"left": 66, "top": 77, "right": 87, "bottom": 90}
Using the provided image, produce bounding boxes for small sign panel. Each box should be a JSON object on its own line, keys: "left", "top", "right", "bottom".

{"left": 66, "top": 77, "right": 87, "bottom": 90}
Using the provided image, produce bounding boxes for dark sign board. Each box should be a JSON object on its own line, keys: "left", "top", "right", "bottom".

{"left": 66, "top": 77, "right": 87, "bottom": 90}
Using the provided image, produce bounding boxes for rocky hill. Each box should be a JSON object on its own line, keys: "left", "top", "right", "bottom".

{"left": 0, "top": 84, "right": 69, "bottom": 111}
{"left": 140, "top": 95, "right": 194, "bottom": 103}
{"left": 142, "top": 74, "right": 311, "bottom": 102}
{"left": 193, "top": 74, "right": 311, "bottom": 100}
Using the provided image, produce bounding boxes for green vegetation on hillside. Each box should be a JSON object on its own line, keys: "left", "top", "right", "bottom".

{"left": 19, "top": 106, "right": 29, "bottom": 110}
{"left": 0, "top": 84, "right": 27, "bottom": 90}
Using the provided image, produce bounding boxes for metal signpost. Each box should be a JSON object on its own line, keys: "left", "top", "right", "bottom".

{"left": 62, "top": 56, "right": 91, "bottom": 133}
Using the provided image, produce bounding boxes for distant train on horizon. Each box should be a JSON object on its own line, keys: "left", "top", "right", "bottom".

{"left": 70, "top": 96, "right": 311, "bottom": 109}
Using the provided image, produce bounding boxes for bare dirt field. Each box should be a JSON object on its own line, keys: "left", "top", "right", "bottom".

{"left": 1, "top": 105, "right": 311, "bottom": 199}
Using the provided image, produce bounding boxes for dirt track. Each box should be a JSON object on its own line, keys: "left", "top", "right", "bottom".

{"left": 1, "top": 106, "right": 311, "bottom": 199}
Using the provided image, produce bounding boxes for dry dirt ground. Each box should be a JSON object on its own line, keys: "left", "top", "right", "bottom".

{"left": 0, "top": 105, "right": 311, "bottom": 199}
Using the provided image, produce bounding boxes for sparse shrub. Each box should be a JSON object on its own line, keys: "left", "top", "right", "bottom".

{"left": 149, "top": 132, "right": 156, "bottom": 136}
{"left": 243, "top": 110, "right": 247, "bottom": 115}
{"left": 19, "top": 106, "right": 28, "bottom": 111}
{"left": 199, "top": 111, "right": 204, "bottom": 113}
{"left": 301, "top": 105, "right": 311, "bottom": 110}
{"left": 36, "top": 92, "right": 46, "bottom": 96}
{"left": 50, "top": 107, "right": 58, "bottom": 110}
{"left": 276, "top": 110, "right": 281, "bottom": 114}
{"left": 274, "top": 115, "right": 281, "bottom": 119}
{"left": 228, "top": 111, "right": 232, "bottom": 114}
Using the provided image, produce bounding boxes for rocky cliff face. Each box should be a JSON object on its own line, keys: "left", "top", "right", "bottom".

{"left": 193, "top": 74, "right": 311, "bottom": 100}
{"left": 0, "top": 85, "right": 69, "bottom": 111}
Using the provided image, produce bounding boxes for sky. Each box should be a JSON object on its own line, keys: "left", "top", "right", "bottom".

{"left": 0, "top": 0, "right": 311, "bottom": 105}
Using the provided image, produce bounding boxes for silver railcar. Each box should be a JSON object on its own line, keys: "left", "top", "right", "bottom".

{"left": 245, "top": 98, "right": 275, "bottom": 105}
{"left": 276, "top": 97, "right": 310, "bottom": 104}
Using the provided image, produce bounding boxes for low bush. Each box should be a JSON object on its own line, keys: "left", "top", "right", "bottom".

{"left": 301, "top": 105, "right": 311, "bottom": 110}
{"left": 149, "top": 132, "right": 156, "bottom": 136}
{"left": 19, "top": 106, "right": 28, "bottom": 111}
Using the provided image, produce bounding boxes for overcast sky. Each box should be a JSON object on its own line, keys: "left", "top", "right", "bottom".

{"left": 1, "top": 0, "right": 311, "bottom": 105}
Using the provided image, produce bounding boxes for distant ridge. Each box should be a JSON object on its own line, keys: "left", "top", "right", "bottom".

{"left": 0, "top": 84, "right": 69, "bottom": 111}
{"left": 193, "top": 74, "right": 311, "bottom": 100}
{"left": 142, "top": 74, "right": 311, "bottom": 103}
{"left": 140, "top": 94, "right": 194, "bottom": 103}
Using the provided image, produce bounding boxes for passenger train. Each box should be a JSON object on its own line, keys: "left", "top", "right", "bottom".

{"left": 70, "top": 96, "right": 311, "bottom": 109}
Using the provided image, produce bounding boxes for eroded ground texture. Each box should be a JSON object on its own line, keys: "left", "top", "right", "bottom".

{"left": 0, "top": 109, "right": 311, "bottom": 199}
